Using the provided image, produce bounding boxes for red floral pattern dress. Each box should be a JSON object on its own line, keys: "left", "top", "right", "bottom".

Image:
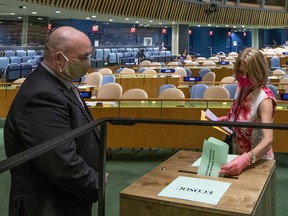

{"left": 227, "top": 86, "right": 276, "bottom": 159}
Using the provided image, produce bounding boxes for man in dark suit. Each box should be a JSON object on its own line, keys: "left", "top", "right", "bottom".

{"left": 4, "top": 26, "right": 100, "bottom": 216}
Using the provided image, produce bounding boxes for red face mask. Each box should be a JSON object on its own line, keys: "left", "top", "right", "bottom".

{"left": 237, "top": 74, "right": 253, "bottom": 87}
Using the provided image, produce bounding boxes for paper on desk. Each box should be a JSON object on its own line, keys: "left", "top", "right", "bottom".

{"left": 158, "top": 176, "right": 231, "bottom": 205}
{"left": 192, "top": 154, "right": 238, "bottom": 167}
{"left": 201, "top": 109, "right": 233, "bottom": 135}
{"left": 85, "top": 101, "right": 117, "bottom": 107}
{"left": 197, "top": 137, "right": 228, "bottom": 177}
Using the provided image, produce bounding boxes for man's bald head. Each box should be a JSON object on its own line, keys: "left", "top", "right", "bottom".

{"left": 45, "top": 26, "right": 91, "bottom": 55}
{"left": 43, "top": 26, "right": 92, "bottom": 72}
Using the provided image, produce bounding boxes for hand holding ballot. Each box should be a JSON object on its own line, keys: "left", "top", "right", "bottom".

{"left": 197, "top": 137, "right": 229, "bottom": 177}
{"left": 201, "top": 109, "right": 233, "bottom": 135}
{"left": 219, "top": 153, "right": 250, "bottom": 176}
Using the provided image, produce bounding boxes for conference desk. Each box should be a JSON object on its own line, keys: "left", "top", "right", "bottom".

{"left": 1, "top": 85, "right": 288, "bottom": 152}
{"left": 88, "top": 99, "right": 288, "bottom": 152}
{"left": 120, "top": 150, "right": 276, "bottom": 216}
{"left": 114, "top": 73, "right": 180, "bottom": 98}
{"left": 189, "top": 66, "right": 234, "bottom": 82}
{"left": 125, "top": 65, "right": 234, "bottom": 82}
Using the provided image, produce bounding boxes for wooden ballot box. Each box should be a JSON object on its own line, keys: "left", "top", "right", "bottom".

{"left": 120, "top": 151, "right": 276, "bottom": 216}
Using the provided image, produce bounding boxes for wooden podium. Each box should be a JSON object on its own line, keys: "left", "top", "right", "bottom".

{"left": 120, "top": 151, "right": 276, "bottom": 216}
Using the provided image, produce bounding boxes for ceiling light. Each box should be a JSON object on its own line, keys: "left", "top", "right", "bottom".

{"left": 159, "top": 23, "right": 162, "bottom": 25}
{"left": 225, "top": 25, "right": 229, "bottom": 27}
{"left": 10, "top": 13, "right": 15, "bottom": 15}
{"left": 86, "top": 17, "right": 90, "bottom": 20}
{"left": 32, "top": 12, "right": 37, "bottom": 14}
{"left": 172, "top": 22, "right": 175, "bottom": 24}
{"left": 197, "top": 25, "right": 201, "bottom": 27}
{"left": 208, "top": 24, "right": 211, "bottom": 26}
{"left": 109, "top": 18, "right": 113, "bottom": 22}
{"left": 18, "top": 17, "right": 22, "bottom": 19}
{"left": 135, "top": 21, "right": 139, "bottom": 23}
{"left": 92, "top": 15, "right": 96, "bottom": 18}
{"left": 125, "top": 18, "right": 129, "bottom": 21}
{"left": 55, "top": 11, "right": 61, "bottom": 14}
{"left": 149, "top": 20, "right": 153, "bottom": 23}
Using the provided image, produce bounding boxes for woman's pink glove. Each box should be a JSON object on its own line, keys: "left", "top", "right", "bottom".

{"left": 219, "top": 153, "right": 250, "bottom": 176}
{"left": 217, "top": 116, "right": 229, "bottom": 121}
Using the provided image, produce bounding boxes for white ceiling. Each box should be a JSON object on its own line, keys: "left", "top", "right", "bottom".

{"left": 0, "top": 0, "right": 174, "bottom": 27}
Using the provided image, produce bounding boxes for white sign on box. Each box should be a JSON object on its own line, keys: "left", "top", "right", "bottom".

{"left": 158, "top": 176, "right": 231, "bottom": 205}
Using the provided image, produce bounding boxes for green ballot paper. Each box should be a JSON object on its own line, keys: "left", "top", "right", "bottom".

{"left": 197, "top": 137, "right": 229, "bottom": 177}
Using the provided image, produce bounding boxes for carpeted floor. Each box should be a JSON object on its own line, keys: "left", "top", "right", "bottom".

{"left": 0, "top": 121, "right": 288, "bottom": 216}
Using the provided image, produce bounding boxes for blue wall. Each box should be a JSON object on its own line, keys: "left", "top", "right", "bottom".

{"left": 187, "top": 27, "right": 252, "bottom": 57}
{"left": 52, "top": 19, "right": 163, "bottom": 47}
{"left": 49, "top": 19, "right": 286, "bottom": 58}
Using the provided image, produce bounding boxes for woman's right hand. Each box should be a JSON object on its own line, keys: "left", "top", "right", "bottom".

{"left": 217, "top": 116, "right": 229, "bottom": 121}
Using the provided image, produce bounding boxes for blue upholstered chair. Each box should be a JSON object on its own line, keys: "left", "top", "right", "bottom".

{"left": 0, "top": 57, "right": 9, "bottom": 70}
{"left": 108, "top": 53, "right": 117, "bottom": 64}
{"left": 20, "top": 62, "right": 33, "bottom": 78}
{"left": 267, "top": 84, "right": 278, "bottom": 99}
{"left": 95, "top": 49, "right": 104, "bottom": 59}
{"left": 198, "top": 68, "right": 211, "bottom": 79}
{"left": 4, "top": 50, "right": 15, "bottom": 58}
{"left": 103, "top": 49, "right": 111, "bottom": 59}
{"left": 224, "top": 83, "right": 238, "bottom": 99}
{"left": 9, "top": 56, "right": 21, "bottom": 64}
{"left": 158, "top": 84, "right": 176, "bottom": 97}
{"left": 27, "top": 59, "right": 39, "bottom": 68}
{"left": 189, "top": 84, "right": 208, "bottom": 98}
{"left": 270, "top": 56, "right": 280, "bottom": 71}
{"left": 16, "top": 50, "right": 27, "bottom": 57}
{"left": 21, "top": 56, "right": 32, "bottom": 63}
{"left": 27, "top": 50, "right": 37, "bottom": 58}
{"left": 4, "top": 63, "right": 21, "bottom": 82}
{"left": 102, "top": 75, "right": 116, "bottom": 85}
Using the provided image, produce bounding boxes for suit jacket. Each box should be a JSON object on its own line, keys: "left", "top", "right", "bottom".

{"left": 4, "top": 64, "right": 100, "bottom": 216}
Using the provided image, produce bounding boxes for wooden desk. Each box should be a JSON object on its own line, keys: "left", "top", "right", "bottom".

{"left": 190, "top": 67, "right": 234, "bottom": 82}
{"left": 88, "top": 100, "right": 288, "bottom": 153}
{"left": 2, "top": 87, "right": 288, "bottom": 153}
{"left": 115, "top": 75, "right": 180, "bottom": 98}
{"left": 120, "top": 150, "right": 276, "bottom": 216}
{"left": 0, "top": 87, "right": 18, "bottom": 117}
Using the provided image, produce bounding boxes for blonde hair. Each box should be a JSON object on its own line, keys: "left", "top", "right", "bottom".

{"left": 234, "top": 47, "right": 269, "bottom": 88}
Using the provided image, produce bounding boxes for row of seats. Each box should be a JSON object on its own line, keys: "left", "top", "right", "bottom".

{"left": 0, "top": 49, "right": 44, "bottom": 58}
{"left": 90, "top": 82, "right": 279, "bottom": 102}
{"left": 0, "top": 56, "right": 41, "bottom": 65}
{"left": 94, "top": 48, "right": 176, "bottom": 65}
{"left": 1, "top": 62, "right": 34, "bottom": 82}
{"left": 82, "top": 82, "right": 232, "bottom": 101}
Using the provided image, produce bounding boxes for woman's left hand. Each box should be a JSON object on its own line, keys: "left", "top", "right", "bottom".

{"left": 219, "top": 153, "right": 250, "bottom": 176}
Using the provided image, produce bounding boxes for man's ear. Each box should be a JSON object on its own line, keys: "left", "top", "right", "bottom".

{"left": 55, "top": 52, "right": 62, "bottom": 63}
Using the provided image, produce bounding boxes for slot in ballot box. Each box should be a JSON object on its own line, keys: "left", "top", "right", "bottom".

{"left": 120, "top": 150, "right": 276, "bottom": 216}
